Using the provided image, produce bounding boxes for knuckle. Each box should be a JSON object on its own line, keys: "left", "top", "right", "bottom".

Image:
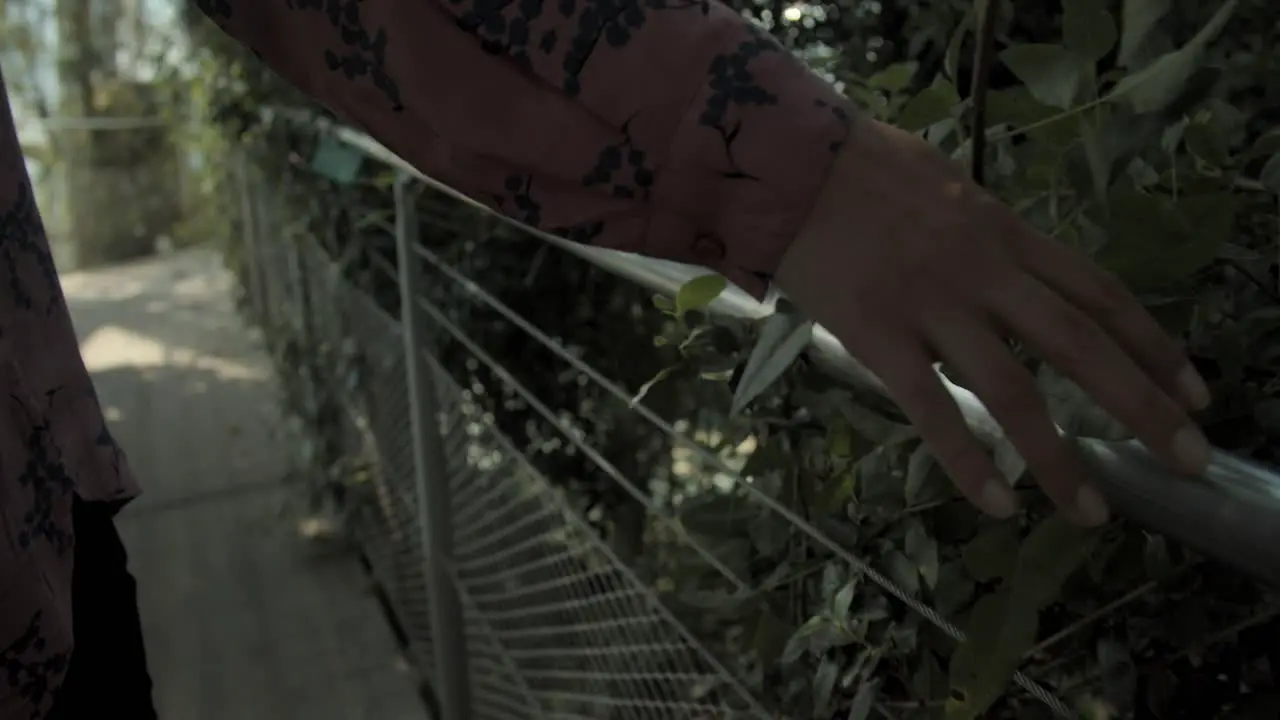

{"left": 925, "top": 431, "right": 990, "bottom": 480}
{"left": 979, "top": 377, "right": 1045, "bottom": 427}
{"left": 1121, "top": 382, "right": 1182, "bottom": 432}
{"left": 898, "top": 370, "right": 942, "bottom": 405}
{"left": 1090, "top": 271, "right": 1146, "bottom": 330}
{"left": 1046, "top": 308, "right": 1101, "bottom": 368}
{"left": 1091, "top": 269, "right": 1132, "bottom": 312}
{"left": 1020, "top": 437, "right": 1082, "bottom": 498}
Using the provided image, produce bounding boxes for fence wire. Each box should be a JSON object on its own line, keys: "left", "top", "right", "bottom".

{"left": 232, "top": 137, "right": 1112, "bottom": 719}
{"left": 237, "top": 159, "right": 775, "bottom": 718}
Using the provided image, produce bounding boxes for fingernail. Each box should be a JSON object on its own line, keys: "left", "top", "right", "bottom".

{"left": 1172, "top": 425, "right": 1211, "bottom": 474}
{"left": 980, "top": 479, "right": 1018, "bottom": 518}
{"left": 1177, "top": 364, "right": 1211, "bottom": 410}
{"left": 1074, "top": 485, "right": 1109, "bottom": 526}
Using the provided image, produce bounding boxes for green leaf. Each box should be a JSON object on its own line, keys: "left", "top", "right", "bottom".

{"left": 780, "top": 615, "right": 826, "bottom": 664}
{"left": 1097, "top": 186, "right": 1233, "bottom": 291}
{"left": 1245, "top": 129, "right": 1280, "bottom": 163}
{"left": 868, "top": 61, "right": 919, "bottom": 92}
{"left": 961, "top": 521, "right": 1020, "bottom": 582}
{"left": 1064, "top": 0, "right": 1118, "bottom": 62}
{"left": 1000, "top": 44, "right": 1089, "bottom": 109}
{"left": 905, "top": 519, "right": 940, "bottom": 589}
{"left": 946, "top": 587, "right": 1038, "bottom": 720}
{"left": 1096, "top": 185, "right": 1169, "bottom": 281}
{"left": 730, "top": 310, "right": 813, "bottom": 414}
{"left": 905, "top": 444, "right": 934, "bottom": 503}
{"left": 1118, "top": 0, "right": 1171, "bottom": 66}
{"left": 839, "top": 402, "right": 918, "bottom": 446}
{"left": 1169, "top": 192, "right": 1236, "bottom": 277}
{"left": 1260, "top": 154, "right": 1280, "bottom": 194}
{"left": 673, "top": 274, "right": 727, "bottom": 317}
{"left": 813, "top": 657, "right": 841, "bottom": 717}
{"left": 826, "top": 421, "right": 857, "bottom": 458}
{"left": 948, "top": 517, "right": 1101, "bottom": 719}
{"left": 1077, "top": 113, "right": 1119, "bottom": 204}
{"left": 951, "top": 520, "right": 1092, "bottom": 710}
{"left": 833, "top": 579, "right": 858, "bottom": 620}
{"left": 847, "top": 679, "right": 882, "bottom": 720}
{"left": 1010, "top": 514, "right": 1103, "bottom": 609}
{"left": 1107, "top": 0, "right": 1239, "bottom": 113}
{"left": 898, "top": 81, "right": 961, "bottom": 131}
{"left": 986, "top": 88, "right": 1073, "bottom": 144}
{"left": 884, "top": 550, "right": 921, "bottom": 596}
{"left": 944, "top": 10, "right": 973, "bottom": 81}
{"left": 752, "top": 607, "right": 792, "bottom": 673}
{"left": 845, "top": 83, "right": 891, "bottom": 119}
{"left": 822, "top": 562, "right": 846, "bottom": 600}
{"left": 1183, "top": 121, "right": 1228, "bottom": 167}
{"left": 817, "top": 471, "right": 857, "bottom": 515}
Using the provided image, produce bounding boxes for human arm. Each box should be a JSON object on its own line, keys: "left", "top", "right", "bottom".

{"left": 192, "top": 0, "right": 851, "bottom": 298}
{"left": 193, "top": 0, "right": 1212, "bottom": 526}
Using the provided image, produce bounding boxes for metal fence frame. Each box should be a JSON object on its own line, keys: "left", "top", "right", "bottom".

{"left": 233, "top": 115, "right": 1280, "bottom": 720}
{"left": 235, "top": 147, "right": 778, "bottom": 719}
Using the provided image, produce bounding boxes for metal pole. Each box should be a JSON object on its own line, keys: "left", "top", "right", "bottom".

{"left": 393, "top": 171, "right": 472, "bottom": 719}
{"left": 234, "top": 149, "right": 267, "bottom": 320}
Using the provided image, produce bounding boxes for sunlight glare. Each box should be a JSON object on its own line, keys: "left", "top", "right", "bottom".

{"left": 79, "top": 324, "right": 268, "bottom": 382}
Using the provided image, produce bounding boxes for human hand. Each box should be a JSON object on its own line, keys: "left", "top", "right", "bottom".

{"left": 774, "top": 117, "right": 1211, "bottom": 526}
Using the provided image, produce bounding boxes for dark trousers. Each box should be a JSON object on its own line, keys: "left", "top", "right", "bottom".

{"left": 46, "top": 498, "right": 157, "bottom": 719}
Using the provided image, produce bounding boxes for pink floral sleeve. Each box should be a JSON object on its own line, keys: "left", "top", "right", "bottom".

{"left": 194, "top": 0, "right": 853, "bottom": 298}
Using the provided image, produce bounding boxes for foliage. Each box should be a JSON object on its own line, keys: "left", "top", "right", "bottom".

{"left": 642, "top": 1, "right": 1280, "bottom": 717}
{"left": 182, "top": 0, "right": 1280, "bottom": 718}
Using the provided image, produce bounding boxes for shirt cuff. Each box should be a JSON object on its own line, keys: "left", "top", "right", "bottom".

{"left": 645, "top": 16, "right": 854, "bottom": 300}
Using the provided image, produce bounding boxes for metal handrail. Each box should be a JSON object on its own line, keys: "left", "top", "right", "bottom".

{"left": 281, "top": 112, "right": 1280, "bottom": 585}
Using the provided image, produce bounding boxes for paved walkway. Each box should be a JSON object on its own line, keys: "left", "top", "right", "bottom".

{"left": 61, "top": 248, "right": 428, "bottom": 720}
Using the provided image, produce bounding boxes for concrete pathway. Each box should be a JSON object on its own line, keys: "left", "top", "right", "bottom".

{"left": 61, "top": 248, "right": 428, "bottom": 720}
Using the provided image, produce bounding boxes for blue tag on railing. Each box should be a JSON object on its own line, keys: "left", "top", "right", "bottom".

{"left": 309, "top": 135, "right": 364, "bottom": 185}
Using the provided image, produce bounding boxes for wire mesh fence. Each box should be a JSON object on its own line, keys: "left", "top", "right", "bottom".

{"left": 233, "top": 153, "right": 773, "bottom": 719}
{"left": 228, "top": 115, "right": 1280, "bottom": 720}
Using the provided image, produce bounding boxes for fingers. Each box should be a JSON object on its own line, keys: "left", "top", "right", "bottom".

{"left": 993, "top": 273, "right": 1211, "bottom": 478}
{"left": 851, "top": 331, "right": 1020, "bottom": 519}
{"left": 1011, "top": 230, "right": 1210, "bottom": 411}
{"left": 928, "top": 316, "right": 1107, "bottom": 525}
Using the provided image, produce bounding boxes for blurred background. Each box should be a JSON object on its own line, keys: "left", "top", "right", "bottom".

{"left": 13, "top": 1, "right": 1280, "bottom": 719}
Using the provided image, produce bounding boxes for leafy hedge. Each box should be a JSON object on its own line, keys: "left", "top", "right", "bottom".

{"left": 180, "top": 0, "right": 1280, "bottom": 718}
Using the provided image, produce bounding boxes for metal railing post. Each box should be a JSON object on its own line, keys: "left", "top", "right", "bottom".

{"left": 393, "top": 171, "right": 472, "bottom": 719}
{"left": 234, "top": 149, "right": 267, "bottom": 320}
